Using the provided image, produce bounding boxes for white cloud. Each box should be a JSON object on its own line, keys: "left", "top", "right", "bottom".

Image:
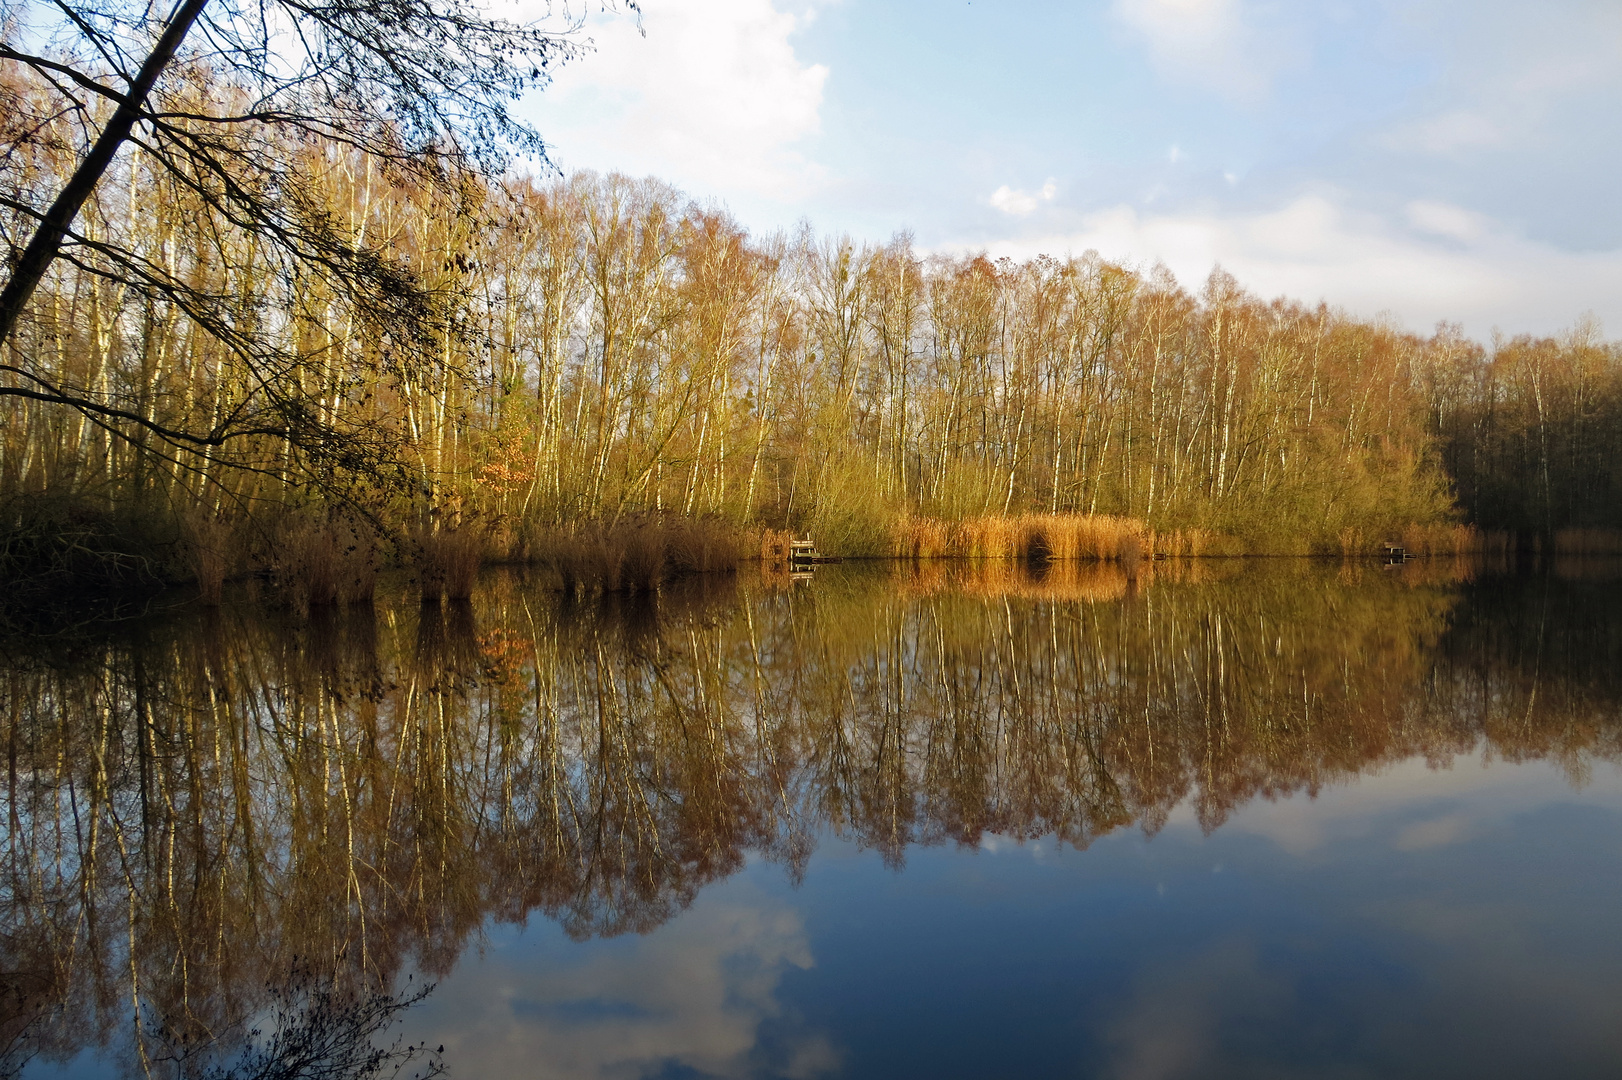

{"left": 1382, "top": 109, "right": 1505, "bottom": 156}
{"left": 526, "top": 0, "right": 830, "bottom": 199}
{"left": 1405, "top": 200, "right": 1486, "bottom": 242}
{"left": 977, "top": 192, "right": 1622, "bottom": 337}
{"left": 1111, "top": 0, "right": 1290, "bottom": 101}
{"left": 1375, "top": 0, "right": 1622, "bottom": 161}
{"left": 989, "top": 179, "right": 1058, "bottom": 216}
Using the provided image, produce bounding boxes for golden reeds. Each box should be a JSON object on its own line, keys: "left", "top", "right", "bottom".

{"left": 274, "top": 516, "right": 379, "bottom": 611}
{"left": 891, "top": 513, "right": 1171, "bottom": 562}
{"left": 759, "top": 527, "right": 795, "bottom": 566}
{"left": 182, "top": 514, "right": 231, "bottom": 606}
{"left": 416, "top": 526, "right": 483, "bottom": 602}
{"left": 1396, "top": 523, "right": 1482, "bottom": 557}
{"left": 529, "top": 515, "right": 743, "bottom": 593}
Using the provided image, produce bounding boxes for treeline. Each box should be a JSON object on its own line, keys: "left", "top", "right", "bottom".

{"left": 1429, "top": 320, "right": 1622, "bottom": 534}
{"left": 3, "top": 564, "right": 1620, "bottom": 1068}
{"left": 4, "top": 72, "right": 1622, "bottom": 573}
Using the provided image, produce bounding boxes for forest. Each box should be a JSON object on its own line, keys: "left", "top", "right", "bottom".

{"left": 5, "top": 62, "right": 1622, "bottom": 601}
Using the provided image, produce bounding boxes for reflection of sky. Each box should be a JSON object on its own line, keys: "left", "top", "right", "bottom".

{"left": 401, "top": 888, "right": 837, "bottom": 1079}
{"left": 405, "top": 752, "right": 1622, "bottom": 1079}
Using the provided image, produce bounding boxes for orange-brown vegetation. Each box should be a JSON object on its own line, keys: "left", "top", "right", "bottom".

{"left": 183, "top": 514, "right": 232, "bottom": 606}
{"left": 275, "top": 516, "right": 379, "bottom": 611}
{"left": 529, "top": 515, "right": 744, "bottom": 593}
{"left": 415, "top": 526, "right": 483, "bottom": 602}
{"left": 889, "top": 513, "right": 1234, "bottom": 561}
{"left": 1553, "top": 528, "right": 1622, "bottom": 555}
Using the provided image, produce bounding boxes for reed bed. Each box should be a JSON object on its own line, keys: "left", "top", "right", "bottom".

{"left": 274, "top": 516, "right": 378, "bottom": 610}
{"left": 1396, "top": 523, "right": 1485, "bottom": 557}
{"left": 1553, "top": 528, "right": 1622, "bottom": 556}
{"left": 529, "top": 515, "right": 743, "bottom": 593}
{"left": 182, "top": 515, "right": 232, "bottom": 606}
{"left": 890, "top": 513, "right": 1227, "bottom": 562}
{"left": 416, "top": 526, "right": 483, "bottom": 601}
{"left": 759, "top": 527, "right": 796, "bottom": 566}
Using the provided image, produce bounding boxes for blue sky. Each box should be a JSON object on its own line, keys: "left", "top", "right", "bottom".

{"left": 519, "top": 0, "right": 1622, "bottom": 338}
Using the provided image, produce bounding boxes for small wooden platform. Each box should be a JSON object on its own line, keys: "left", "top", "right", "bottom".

{"left": 789, "top": 538, "right": 842, "bottom": 566}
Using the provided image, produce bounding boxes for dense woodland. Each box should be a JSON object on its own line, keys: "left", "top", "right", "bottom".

{"left": 4, "top": 65, "right": 1622, "bottom": 592}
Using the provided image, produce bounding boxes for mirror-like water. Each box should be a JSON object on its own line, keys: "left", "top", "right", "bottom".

{"left": 5, "top": 560, "right": 1622, "bottom": 1078}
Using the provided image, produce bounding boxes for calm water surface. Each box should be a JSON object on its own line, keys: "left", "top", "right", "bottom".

{"left": 6, "top": 559, "right": 1622, "bottom": 1079}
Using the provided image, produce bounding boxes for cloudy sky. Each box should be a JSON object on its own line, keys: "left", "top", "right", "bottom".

{"left": 518, "top": 0, "right": 1622, "bottom": 338}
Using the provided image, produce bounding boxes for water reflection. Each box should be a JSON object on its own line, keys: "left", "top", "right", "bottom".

{"left": 423, "top": 888, "right": 834, "bottom": 1080}
{"left": 2, "top": 559, "right": 1620, "bottom": 1074}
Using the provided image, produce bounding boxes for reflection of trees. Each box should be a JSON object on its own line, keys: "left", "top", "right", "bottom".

{"left": 3, "top": 563, "right": 1620, "bottom": 1070}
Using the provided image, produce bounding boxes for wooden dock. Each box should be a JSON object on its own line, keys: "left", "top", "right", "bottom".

{"left": 789, "top": 538, "right": 842, "bottom": 566}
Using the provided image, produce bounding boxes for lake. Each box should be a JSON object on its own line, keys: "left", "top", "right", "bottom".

{"left": 6, "top": 558, "right": 1622, "bottom": 1079}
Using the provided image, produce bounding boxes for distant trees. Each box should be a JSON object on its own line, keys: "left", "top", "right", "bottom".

{"left": 3, "top": 117, "right": 1619, "bottom": 563}
{"left": 1427, "top": 320, "right": 1622, "bottom": 534}
{"left": 426, "top": 189, "right": 1469, "bottom": 553}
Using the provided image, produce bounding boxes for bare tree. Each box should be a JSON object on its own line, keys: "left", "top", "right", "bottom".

{"left": 0, "top": 0, "right": 615, "bottom": 488}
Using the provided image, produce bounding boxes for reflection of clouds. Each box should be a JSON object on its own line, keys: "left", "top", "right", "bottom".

{"left": 1165, "top": 753, "right": 1622, "bottom": 856}
{"left": 1098, "top": 765, "right": 1622, "bottom": 1077}
{"left": 419, "top": 896, "right": 836, "bottom": 1079}
{"left": 1102, "top": 939, "right": 1287, "bottom": 1080}
{"left": 1392, "top": 812, "right": 1472, "bottom": 852}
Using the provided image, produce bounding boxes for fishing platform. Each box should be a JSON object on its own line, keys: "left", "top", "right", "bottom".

{"left": 789, "top": 537, "right": 842, "bottom": 566}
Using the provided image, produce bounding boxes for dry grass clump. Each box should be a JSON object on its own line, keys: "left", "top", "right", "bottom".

{"left": 275, "top": 516, "right": 378, "bottom": 611}
{"left": 759, "top": 527, "right": 796, "bottom": 566}
{"left": 891, "top": 516, "right": 950, "bottom": 559}
{"left": 1553, "top": 528, "right": 1622, "bottom": 555}
{"left": 1019, "top": 514, "right": 1147, "bottom": 561}
{"left": 1397, "top": 523, "right": 1481, "bottom": 556}
{"left": 955, "top": 516, "right": 1022, "bottom": 559}
{"left": 182, "top": 514, "right": 233, "bottom": 606}
{"left": 1154, "top": 528, "right": 1235, "bottom": 557}
{"left": 416, "top": 526, "right": 484, "bottom": 601}
{"left": 532, "top": 514, "right": 743, "bottom": 594}
{"left": 893, "top": 513, "right": 1160, "bottom": 562}
{"left": 665, "top": 515, "right": 742, "bottom": 574}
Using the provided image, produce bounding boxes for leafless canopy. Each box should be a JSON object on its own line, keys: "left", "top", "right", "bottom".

{"left": 0, "top": 0, "right": 598, "bottom": 486}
